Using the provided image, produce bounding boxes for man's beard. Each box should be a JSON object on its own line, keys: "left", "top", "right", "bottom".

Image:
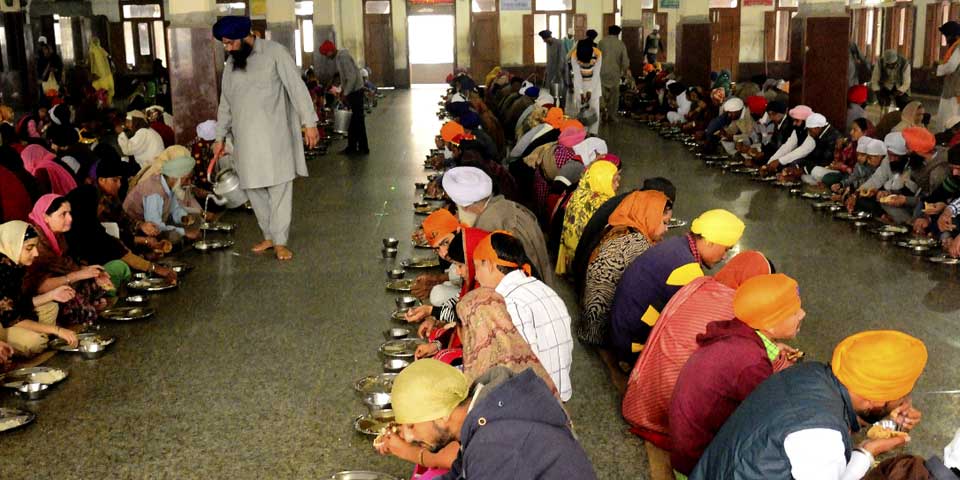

{"left": 417, "top": 422, "right": 457, "bottom": 454}
{"left": 229, "top": 41, "right": 254, "bottom": 71}
{"left": 858, "top": 404, "right": 895, "bottom": 425}
{"left": 172, "top": 178, "right": 188, "bottom": 201}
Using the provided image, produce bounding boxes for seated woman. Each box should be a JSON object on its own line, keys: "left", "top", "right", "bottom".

{"left": 530, "top": 120, "right": 584, "bottom": 219}
{"left": 0, "top": 220, "right": 80, "bottom": 359}
{"left": 21, "top": 144, "right": 77, "bottom": 196}
{"left": 24, "top": 195, "right": 113, "bottom": 326}
{"left": 579, "top": 190, "right": 670, "bottom": 391}
{"left": 556, "top": 159, "right": 620, "bottom": 276}
{"left": 546, "top": 162, "right": 586, "bottom": 255}
{"left": 122, "top": 154, "right": 202, "bottom": 243}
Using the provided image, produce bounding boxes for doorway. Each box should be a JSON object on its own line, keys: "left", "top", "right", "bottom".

{"left": 407, "top": 14, "right": 455, "bottom": 85}
{"left": 710, "top": 5, "right": 741, "bottom": 80}
{"left": 364, "top": 0, "right": 395, "bottom": 86}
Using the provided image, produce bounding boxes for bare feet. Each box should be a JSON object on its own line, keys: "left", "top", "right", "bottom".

{"left": 275, "top": 245, "right": 293, "bottom": 261}
{"left": 252, "top": 240, "right": 274, "bottom": 253}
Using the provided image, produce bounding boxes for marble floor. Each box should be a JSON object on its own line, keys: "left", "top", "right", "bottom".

{"left": 2, "top": 85, "right": 959, "bottom": 479}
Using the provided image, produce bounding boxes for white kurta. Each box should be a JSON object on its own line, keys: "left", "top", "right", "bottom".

{"left": 215, "top": 38, "right": 318, "bottom": 190}
{"left": 571, "top": 54, "right": 603, "bottom": 135}
{"left": 937, "top": 47, "right": 960, "bottom": 132}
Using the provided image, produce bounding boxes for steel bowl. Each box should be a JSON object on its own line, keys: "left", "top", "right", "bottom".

{"left": 385, "top": 327, "right": 410, "bottom": 339}
{"left": 79, "top": 341, "right": 107, "bottom": 360}
{"left": 125, "top": 294, "right": 149, "bottom": 304}
{"left": 414, "top": 182, "right": 426, "bottom": 190}
{"left": 395, "top": 295, "right": 417, "bottom": 309}
{"left": 363, "top": 392, "right": 392, "bottom": 411}
{"left": 383, "top": 358, "right": 410, "bottom": 374}
{"left": 133, "top": 272, "right": 149, "bottom": 280}
{"left": 381, "top": 247, "right": 398, "bottom": 259}
{"left": 382, "top": 237, "right": 400, "bottom": 249}
{"left": 789, "top": 188, "right": 803, "bottom": 196}
{"left": 909, "top": 245, "right": 931, "bottom": 256}
{"left": 876, "top": 230, "right": 898, "bottom": 240}
{"left": 386, "top": 268, "right": 406, "bottom": 280}
{"left": 413, "top": 201, "right": 429, "bottom": 209}
{"left": 15, "top": 382, "right": 49, "bottom": 400}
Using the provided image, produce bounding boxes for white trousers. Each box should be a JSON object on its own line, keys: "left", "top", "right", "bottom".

{"left": 938, "top": 97, "right": 960, "bottom": 133}
{"left": 245, "top": 181, "right": 293, "bottom": 246}
{"left": 666, "top": 111, "right": 684, "bottom": 124}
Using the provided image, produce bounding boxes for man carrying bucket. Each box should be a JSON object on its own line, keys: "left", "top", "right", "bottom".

{"left": 209, "top": 15, "right": 319, "bottom": 261}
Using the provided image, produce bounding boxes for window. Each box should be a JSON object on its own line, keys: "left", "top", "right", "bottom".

{"left": 472, "top": 0, "right": 497, "bottom": 13}
{"left": 216, "top": 1, "right": 247, "bottom": 17}
{"left": 535, "top": 0, "right": 574, "bottom": 10}
{"left": 765, "top": 0, "right": 796, "bottom": 63}
{"left": 925, "top": 1, "right": 958, "bottom": 66}
{"left": 366, "top": 1, "right": 392, "bottom": 14}
{"left": 614, "top": 0, "right": 622, "bottom": 28}
{"left": 120, "top": 1, "right": 166, "bottom": 70}
{"left": 534, "top": 13, "right": 569, "bottom": 63}
{"left": 641, "top": 0, "right": 655, "bottom": 8}
{"left": 295, "top": 0, "right": 313, "bottom": 67}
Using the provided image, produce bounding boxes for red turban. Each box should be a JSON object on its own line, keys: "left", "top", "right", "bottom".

{"left": 319, "top": 40, "right": 336, "bottom": 56}
{"left": 848, "top": 85, "right": 868, "bottom": 104}
{"left": 746, "top": 96, "right": 768, "bottom": 116}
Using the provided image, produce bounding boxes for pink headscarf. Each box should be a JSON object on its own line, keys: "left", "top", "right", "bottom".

{"left": 28, "top": 193, "right": 64, "bottom": 256}
{"left": 558, "top": 127, "right": 587, "bottom": 148}
{"left": 788, "top": 105, "right": 813, "bottom": 121}
{"left": 21, "top": 144, "right": 77, "bottom": 195}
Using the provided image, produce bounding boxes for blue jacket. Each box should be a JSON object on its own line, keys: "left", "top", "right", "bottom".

{"left": 441, "top": 368, "right": 596, "bottom": 480}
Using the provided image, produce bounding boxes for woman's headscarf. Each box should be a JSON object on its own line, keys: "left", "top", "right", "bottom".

{"left": 608, "top": 190, "right": 669, "bottom": 243}
{"left": 712, "top": 70, "right": 732, "bottom": 96}
{"left": 483, "top": 66, "right": 502, "bottom": 89}
{"left": 28, "top": 193, "right": 64, "bottom": 256}
{"left": 0, "top": 220, "right": 30, "bottom": 264}
{"left": 447, "top": 226, "right": 490, "bottom": 297}
{"left": 457, "top": 287, "right": 560, "bottom": 398}
{"left": 892, "top": 101, "right": 923, "bottom": 133}
{"left": 557, "top": 160, "right": 619, "bottom": 275}
{"left": 21, "top": 144, "right": 77, "bottom": 195}
{"left": 558, "top": 125, "right": 587, "bottom": 147}
{"left": 713, "top": 250, "right": 773, "bottom": 289}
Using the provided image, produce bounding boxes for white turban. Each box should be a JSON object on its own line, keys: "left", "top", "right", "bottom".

{"left": 442, "top": 167, "right": 493, "bottom": 206}
{"left": 884, "top": 132, "right": 907, "bottom": 155}
{"left": 722, "top": 98, "right": 744, "bottom": 113}
{"left": 867, "top": 138, "right": 888, "bottom": 156}
{"left": 573, "top": 137, "right": 608, "bottom": 167}
{"left": 805, "top": 113, "right": 828, "bottom": 129}
{"left": 196, "top": 120, "right": 217, "bottom": 141}
{"left": 856, "top": 136, "right": 873, "bottom": 154}
{"left": 536, "top": 92, "right": 555, "bottom": 107}
{"left": 946, "top": 428, "right": 960, "bottom": 469}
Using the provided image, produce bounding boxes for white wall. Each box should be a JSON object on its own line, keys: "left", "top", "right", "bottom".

{"left": 740, "top": 4, "right": 775, "bottom": 63}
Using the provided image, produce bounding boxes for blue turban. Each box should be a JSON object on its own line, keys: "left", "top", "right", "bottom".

{"left": 524, "top": 86, "right": 540, "bottom": 98}
{"left": 213, "top": 16, "right": 252, "bottom": 41}
{"left": 459, "top": 111, "right": 481, "bottom": 130}
{"left": 446, "top": 101, "right": 470, "bottom": 117}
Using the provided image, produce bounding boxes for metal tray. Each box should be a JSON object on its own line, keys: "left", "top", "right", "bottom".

{"left": 2, "top": 366, "right": 68, "bottom": 388}
{"left": 811, "top": 201, "right": 841, "bottom": 210}
{"left": 897, "top": 237, "right": 939, "bottom": 248}
{"left": 379, "top": 338, "right": 424, "bottom": 359}
{"left": 354, "top": 373, "right": 398, "bottom": 395}
{"left": 880, "top": 225, "right": 910, "bottom": 234}
{"left": 929, "top": 255, "right": 960, "bottom": 265}
{"left": 194, "top": 239, "right": 235, "bottom": 252}
{"left": 385, "top": 279, "right": 415, "bottom": 292}
{"left": 127, "top": 277, "right": 177, "bottom": 292}
{"left": 199, "top": 221, "right": 237, "bottom": 233}
{"left": 667, "top": 218, "right": 687, "bottom": 229}
{"left": 401, "top": 257, "right": 441, "bottom": 269}
{"left": 800, "top": 192, "right": 822, "bottom": 199}
{"left": 328, "top": 472, "right": 399, "bottom": 480}
{"left": 49, "top": 333, "right": 116, "bottom": 352}
{"left": 730, "top": 167, "right": 759, "bottom": 175}
{"left": 412, "top": 240, "right": 432, "bottom": 249}
{"left": 0, "top": 408, "right": 36, "bottom": 433}
{"left": 101, "top": 306, "right": 156, "bottom": 322}
{"left": 353, "top": 411, "right": 395, "bottom": 436}
{"left": 834, "top": 211, "right": 872, "bottom": 221}
{"left": 156, "top": 260, "right": 193, "bottom": 274}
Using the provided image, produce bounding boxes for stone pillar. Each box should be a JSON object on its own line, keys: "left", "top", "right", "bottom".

{"left": 167, "top": 0, "right": 219, "bottom": 144}
{"left": 266, "top": 0, "right": 296, "bottom": 55}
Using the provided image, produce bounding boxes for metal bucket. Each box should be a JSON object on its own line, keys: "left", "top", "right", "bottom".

{"left": 334, "top": 108, "right": 352, "bottom": 135}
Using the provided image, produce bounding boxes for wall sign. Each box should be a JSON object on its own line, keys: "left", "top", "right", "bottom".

{"left": 743, "top": 0, "right": 774, "bottom": 6}
{"left": 501, "top": 0, "right": 532, "bottom": 10}
{"left": 659, "top": 0, "right": 680, "bottom": 8}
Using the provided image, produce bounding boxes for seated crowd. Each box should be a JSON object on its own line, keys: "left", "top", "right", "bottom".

{"left": 370, "top": 46, "right": 958, "bottom": 479}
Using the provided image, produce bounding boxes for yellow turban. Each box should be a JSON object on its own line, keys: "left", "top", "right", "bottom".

{"left": 392, "top": 359, "right": 469, "bottom": 424}
{"left": 690, "top": 209, "right": 745, "bottom": 247}
{"left": 832, "top": 330, "right": 928, "bottom": 402}
{"left": 733, "top": 274, "right": 801, "bottom": 330}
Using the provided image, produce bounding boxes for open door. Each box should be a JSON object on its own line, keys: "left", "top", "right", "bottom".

{"left": 710, "top": 7, "right": 741, "bottom": 79}
{"left": 471, "top": 12, "right": 499, "bottom": 81}
{"left": 363, "top": 0, "right": 395, "bottom": 86}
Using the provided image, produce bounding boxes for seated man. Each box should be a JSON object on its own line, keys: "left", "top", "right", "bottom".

{"left": 871, "top": 49, "right": 912, "bottom": 111}
{"left": 473, "top": 231, "right": 574, "bottom": 401}
{"left": 832, "top": 137, "right": 885, "bottom": 199}
{"left": 854, "top": 131, "right": 923, "bottom": 224}
{"left": 743, "top": 100, "right": 789, "bottom": 167}
{"left": 718, "top": 97, "right": 760, "bottom": 156}
{"left": 692, "top": 330, "right": 926, "bottom": 480}
{"left": 411, "top": 208, "right": 462, "bottom": 304}
{"left": 760, "top": 105, "right": 813, "bottom": 177}
{"left": 609, "top": 209, "right": 745, "bottom": 362}
{"left": 917, "top": 146, "right": 960, "bottom": 241}
{"left": 117, "top": 110, "right": 165, "bottom": 168}
{"left": 704, "top": 98, "right": 745, "bottom": 155}
{"left": 390, "top": 359, "right": 596, "bottom": 479}
{"left": 443, "top": 166, "right": 557, "bottom": 288}
{"left": 776, "top": 113, "right": 841, "bottom": 184}
{"left": 670, "top": 273, "right": 805, "bottom": 475}
{"left": 730, "top": 96, "right": 767, "bottom": 157}
{"left": 122, "top": 154, "right": 201, "bottom": 242}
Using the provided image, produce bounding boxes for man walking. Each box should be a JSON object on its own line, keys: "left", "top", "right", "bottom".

{"left": 644, "top": 27, "right": 664, "bottom": 65}
{"left": 210, "top": 16, "right": 319, "bottom": 261}
{"left": 938, "top": 21, "right": 960, "bottom": 132}
{"left": 320, "top": 40, "right": 369, "bottom": 155}
{"left": 539, "top": 30, "right": 567, "bottom": 102}
{"left": 598, "top": 25, "right": 630, "bottom": 122}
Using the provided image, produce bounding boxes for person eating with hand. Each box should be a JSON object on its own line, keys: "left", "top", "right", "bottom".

{"left": 410, "top": 208, "right": 462, "bottom": 304}
{"left": 123, "top": 154, "right": 202, "bottom": 243}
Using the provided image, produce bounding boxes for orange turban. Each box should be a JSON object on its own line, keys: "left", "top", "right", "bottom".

{"left": 440, "top": 121, "right": 465, "bottom": 144}
{"left": 733, "top": 273, "right": 801, "bottom": 331}
{"left": 559, "top": 119, "right": 584, "bottom": 132}
{"left": 473, "top": 230, "right": 532, "bottom": 276}
{"left": 832, "top": 330, "right": 928, "bottom": 402}
{"left": 608, "top": 190, "right": 668, "bottom": 242}
{"left": 422, "top": 209, "right": 461, "bottom": 247}
{"left": 714, "top": 251, "right": 772, "bottom": 289}
{"left": 544, "top": 107, "right": 564, "bottom": 129}
{"left": 902, "top": 126, "right": 936, "bottom": 154}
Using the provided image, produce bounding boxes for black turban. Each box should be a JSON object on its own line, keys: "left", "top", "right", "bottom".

{"left": 213, "top": 16, "right": 252, "bottom": 41}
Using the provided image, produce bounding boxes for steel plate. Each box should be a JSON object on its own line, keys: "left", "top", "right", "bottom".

{"left": 199, "top": 221, "right": 236, "bottom": 233}
{"left": 379, "top": 338, "right": 424, "bottom": 359}
{"left": 49, "top": 333, "right": 115, "bottom": 352}
{"left": 1, "top": 366, "right": 68, "bottom": 388}
{"left": 385, "top": 279, "right": 415, "bottom": 292}
{"left": 353, "top": 411, "right": 395, "bottom": 436}
{"left": 101, "top": 306, "right": 156, "bottom": 321}
{"left": 328, "top": 472, "right": 399, "bottom": 480}
{"left": 127, "top": 277, "right": 177, "bottom": 292}
{"left": 193, "top": 239, "right": 235, "bottom": 252}
{"left": 401, "top": 257, "right": 441, "bottom": 269}
{"left": 0, "top": 408, "right": 36, "bottom": 433}
{"left": 354, "top": 373, "right": 399, "bottom": 395}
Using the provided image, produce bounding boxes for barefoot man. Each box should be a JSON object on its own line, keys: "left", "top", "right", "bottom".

{"left": 209, "top": 16, "right": 319, "bottom": 261}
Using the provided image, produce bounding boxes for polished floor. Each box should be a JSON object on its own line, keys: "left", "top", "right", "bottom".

{"left": 3, "top": 86, "right": 959, "bottom": 479}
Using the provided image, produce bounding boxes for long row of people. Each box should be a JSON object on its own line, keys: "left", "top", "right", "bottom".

{"left": 363, "top": 57, "right": 955, "bottom": 480}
